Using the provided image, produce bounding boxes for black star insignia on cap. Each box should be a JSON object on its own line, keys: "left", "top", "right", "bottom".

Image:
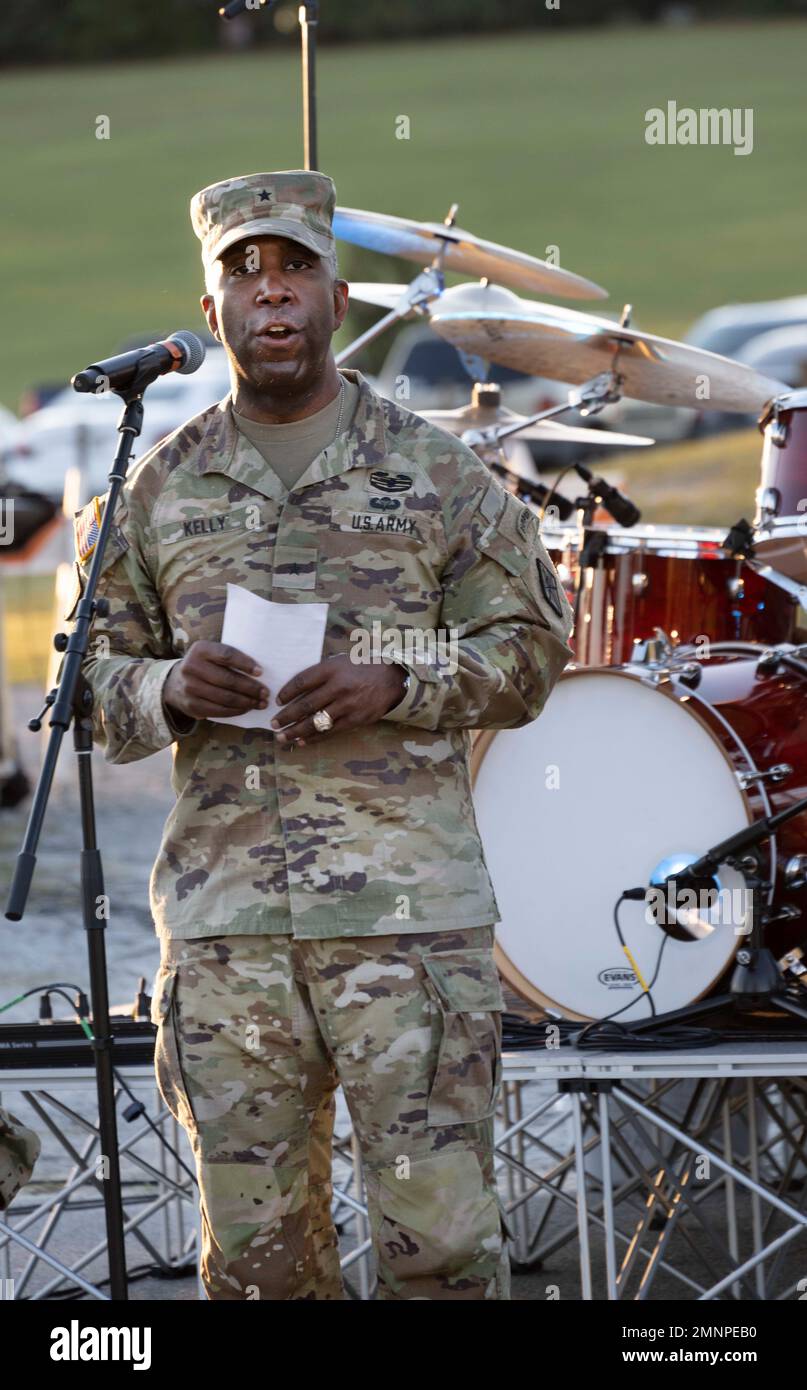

{"left": 258, "top": 189, "right": 271, "bottom": 202}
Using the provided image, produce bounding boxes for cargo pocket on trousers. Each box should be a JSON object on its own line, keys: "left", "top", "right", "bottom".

{"left": 422, "top": 949, "right": 505, "bottom": 1127}
{"left": 150, "top": 965, "right": 198, "bottom": 1136}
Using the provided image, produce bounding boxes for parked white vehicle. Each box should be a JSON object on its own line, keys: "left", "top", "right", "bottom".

{"left": 0, "top": 404, "right": 23, "bottom": 477}
{"left": 4, "top": 348, "right": 232, "bottom": 503}
{"left": 737, "top": 324, "right": 807, "bottom": 391}
{"left": 686, "top": 294, "right": 807, "bottom": 361}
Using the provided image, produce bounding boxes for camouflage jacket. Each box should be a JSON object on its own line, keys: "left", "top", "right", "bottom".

{"left": 70, "top": 368, "right": 574, "bottom": 939}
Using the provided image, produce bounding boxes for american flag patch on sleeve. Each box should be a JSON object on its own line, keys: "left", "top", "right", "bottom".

{"left": 74, "top": 496, "right": 104, "bottom": 564}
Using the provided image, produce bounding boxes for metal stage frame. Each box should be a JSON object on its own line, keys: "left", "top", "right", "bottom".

{"left": 2, "top": 1043, "right": 806, "bottom": 1300}
{"left": 497, "top": 1042, "right": 807, "bottom": 1300}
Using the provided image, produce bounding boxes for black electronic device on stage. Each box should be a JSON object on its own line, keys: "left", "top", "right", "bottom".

{"left": 0, "top": 1019, "right": 156, "bottom": 1071}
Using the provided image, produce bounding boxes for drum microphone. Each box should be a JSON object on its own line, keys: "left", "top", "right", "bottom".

{"left": 623, "top": 792, "right": 807, "bottom": 903}
{"left": 71, "top": 330, "right": 206, "bottom": 395}
{"left": 574, "top": 463, "right": 640, "bottom": 528}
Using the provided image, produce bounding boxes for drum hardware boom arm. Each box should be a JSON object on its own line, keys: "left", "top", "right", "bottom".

{"left": 460, "top": 372, "right": 627, "bottom": 453}
{"left": 659, "top": 792, "right": 807, "bottom": 892}
{"left": 336, "top": 267, "right": 444, "bottom": 365}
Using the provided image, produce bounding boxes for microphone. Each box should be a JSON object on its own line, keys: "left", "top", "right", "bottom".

{"left": 575, "top": 463, "right": 640, "bottom": 528}
{"left": 622, "top": 793, "right": 807, "bottom": 905}
{"left": 71, "top": 331, "right": 206, "bottom": 395}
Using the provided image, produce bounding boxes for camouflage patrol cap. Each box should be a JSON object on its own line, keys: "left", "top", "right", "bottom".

{"left": 190, "top": 170, "right": 336, "bottom": 269}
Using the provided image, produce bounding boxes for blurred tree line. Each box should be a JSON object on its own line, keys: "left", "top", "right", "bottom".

{"left": 1, "top": 0, "right": 806, "bottom": 66}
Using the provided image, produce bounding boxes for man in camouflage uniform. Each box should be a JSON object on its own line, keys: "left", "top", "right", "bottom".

{"left": 70, "top": 170, "right": 574, "bottom": 1299}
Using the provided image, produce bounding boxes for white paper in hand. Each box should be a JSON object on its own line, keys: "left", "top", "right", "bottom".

{"left": 209, "top": 583, "right": 328, "bottom": 731}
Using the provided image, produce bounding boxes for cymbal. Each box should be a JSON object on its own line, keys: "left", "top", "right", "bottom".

{"left": 334, "top": 207, "right": 607, "bottom": 301}
{"left": 421, "top": 395, "right": 654, "bottom": 448}
{"left": 347, "top": 282, "right": 412, "bottom": 310}
{"left": 430, "top": 287, "right": 788, "bottom": 414}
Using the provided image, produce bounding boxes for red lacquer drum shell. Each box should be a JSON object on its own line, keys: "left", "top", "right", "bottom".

{"left": 572, "top": 524, "right": 796, "bottom": 666}
{"left": 472, "top": 649, "right": 807, "bottom": 1020}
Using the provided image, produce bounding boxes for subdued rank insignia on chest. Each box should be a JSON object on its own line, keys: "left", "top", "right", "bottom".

{"left": 536, "top": 558, "right": 564, "bottom": 617}
{"left": 369, "top": 470, "right": 413, "bottom": 494}
{"left": 74, "top": 496, "right": 103, "bottom": 564}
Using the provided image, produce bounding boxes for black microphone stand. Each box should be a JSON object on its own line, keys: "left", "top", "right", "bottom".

{"left": 626, "top": 795, "right": 807, "bottom": 1036}
{"left": 4, "top": 386, "right": 152, "bottom": 1301}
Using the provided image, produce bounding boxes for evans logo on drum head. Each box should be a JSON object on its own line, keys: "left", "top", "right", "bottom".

{"left": 598, "top": 967, "right": 638, "bottom": 989}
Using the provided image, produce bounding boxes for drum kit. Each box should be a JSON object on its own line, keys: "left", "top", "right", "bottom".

{"left": 334, "top": 201, "right": 807, "bottom": 1029}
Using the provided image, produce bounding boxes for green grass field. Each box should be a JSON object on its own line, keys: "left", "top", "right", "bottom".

{"left": 2, "top": 19, "right": 804, "bottom": 681}
{"left": 1, "top": 18, "right": 806, "bottom": 412}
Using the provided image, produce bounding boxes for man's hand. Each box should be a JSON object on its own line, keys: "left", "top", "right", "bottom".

{"left": 164, "top": 641, "right": 270, "bottom": 720}
{"left": 271, "top": 655, "right": 406, "bottom": 746}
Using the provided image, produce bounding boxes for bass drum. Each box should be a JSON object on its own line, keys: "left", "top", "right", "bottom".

{"left": 472, "top": 649, "right": 807, "bottom": 1021}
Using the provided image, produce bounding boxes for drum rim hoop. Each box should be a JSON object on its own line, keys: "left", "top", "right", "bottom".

{"left": 472, "top": 663, "right": 774, "bottom": 1022}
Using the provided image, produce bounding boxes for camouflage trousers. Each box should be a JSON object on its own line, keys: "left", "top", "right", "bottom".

{"left": 150, "top": 923, "right": 510, "bottom": 1300}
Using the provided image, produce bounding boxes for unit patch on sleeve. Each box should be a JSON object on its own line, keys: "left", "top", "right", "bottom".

{"left": 536, "top": 557, "right": 564, "bottom": 618}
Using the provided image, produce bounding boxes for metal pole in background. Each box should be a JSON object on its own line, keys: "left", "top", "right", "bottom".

{"left": 299, "top": 3, "right": 319, "bottom": 170}
{"left": 218, "top": 0, "right": 318, "bottom": 169}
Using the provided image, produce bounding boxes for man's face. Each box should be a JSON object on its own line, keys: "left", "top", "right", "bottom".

{"left": 201, "top": 234, "right": 349, "bottom": 398}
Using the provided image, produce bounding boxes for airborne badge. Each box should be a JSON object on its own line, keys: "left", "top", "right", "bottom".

{"left": 74, "top": 496, "right": 103, "bottom": 564}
